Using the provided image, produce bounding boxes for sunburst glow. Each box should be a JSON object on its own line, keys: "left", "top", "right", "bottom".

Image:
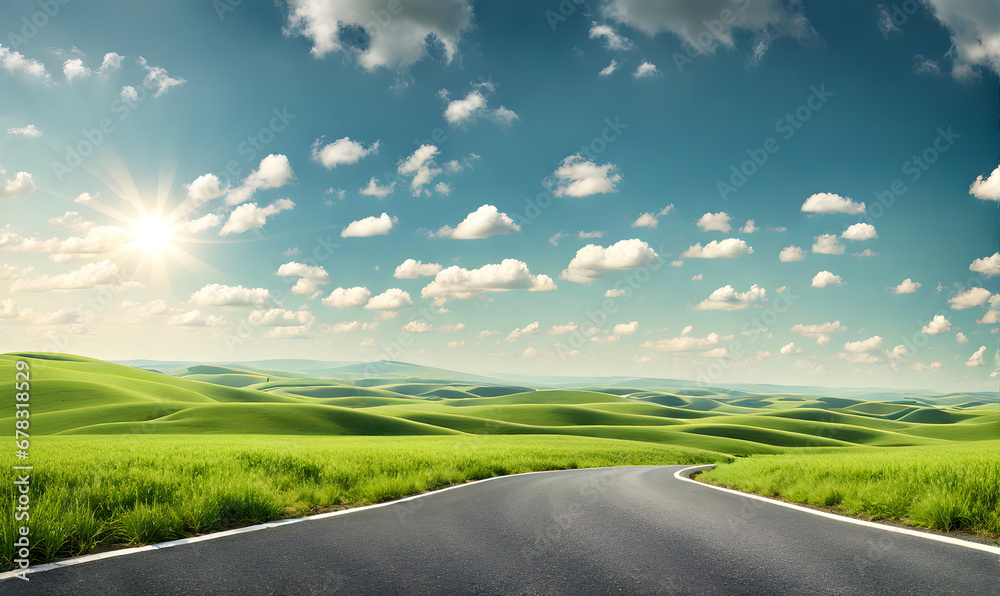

{"left": 132, "top": 217, "right": 174, "bottom": 252}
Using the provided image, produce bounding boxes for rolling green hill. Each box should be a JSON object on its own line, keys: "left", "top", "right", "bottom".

{"left": 3, "top": 353, "right": 996, "bottom": 455}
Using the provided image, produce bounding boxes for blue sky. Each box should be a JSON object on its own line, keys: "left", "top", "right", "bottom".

{"left": 0, "top": 0, "right": 997, "bottom": 390}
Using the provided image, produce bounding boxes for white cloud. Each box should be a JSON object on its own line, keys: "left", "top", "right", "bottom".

{"left": 186, "top": 214, "right": 221, "bottom": 234}
{"left": 47, "top": 211, "right": 92, "bottom": 233}
{"left": 341, "top": 213, "right": 395, "bottom": 238}
{"left": 249, "top": 154, "right": 296, "bottom": 190}
{"left": 492, "top": 105, "right": 519, "bottom": 127}
{"left": 599, "top": 59, "right": 619, "bottom": 77}
{"left": 837, "top": 351, "right": 882, "bottom": 364}
{"left": 283, "top": 0, "right": 473, "bottom": 70}
{"left": 394, "top": 259, "right": 442, "bottom": 279}
{"left": 248, "top": 308, "right": 316, "bottom": 327}
{"left": 402, "top": 321, "right": 433, "bottom": 333}
{"left": 740, "top": 219, "right": 758, "bottom": 233}
{"left": 589, "top": 22, "right": 633, "bottom": 50}
{"left": 422, "top": 259, "right": 556, "bottom": 304}
{"left": 702, "top": 347, "right": 730, "bottom": 358}
{"left": 398, "top": 144, "right": 443, "bottom": 195}
{"left": 507, "top": 321, "right": 540, "bottom": 342}
{"left": 276, "top": 261, "right": 331, "bottom": 295}
{"left": 965, "top": 345, "right": 987, "bottom": 367}
{"left": 841, "top": 223, "right": 877, "bottom": 241}
{"left": 7, "top": 124, "right": 41, "bottom": 137}
{"left": 844, "top": 335, "right": 882, "bottom": 353}
{"left": 605, "top": 288, "right": 628, "bottom": 298}
{"left": 912, "top": 361, "right": 943, "bottom": 372}
{"left": 956, "top": 332, "right": 969, "bottom": 343}
{"left": 633, "top": 60, "right": 661, "bottom": 78}
{"left": 970, "top": 252, "right": 1000, "bottom": 277}
{"left": 561, "top": 239, "right": 658, "bottom": 284}
{"left": 921, "top": 314, "right": 951, "bottom": 334}
{"left": 640, "top": 333, "right": 722, "bottom": 352}
{"left": 893, "top": 278, "right": 921, "bottom": 294}
{"left": 0, "top": 264, "right": 33, "bottom": 280}
{"left": 812, "top": 234, "right": 845, "bottom": 255}
{"left": 681, "top": 238, "right": 752, "bottom": 259}
{"left": 9, "top": 260, "right": 133, "bottom": 293}
{"left": 167, "top": 310, "right": 226, "bottom": 327}
{"left": 977, "top": 310, "right": 1000, "bottom": 325}
{"left": 801, "top": 192, "right": 866, "bottom": 214}
{"left": 549, "top": 322, "right": 579, "bottom": 335}
{"left": 604, "top": 0, "right": 817, "bottom": 63}
{"left": 323, "top": 286, "right": 372, "bottom": 308}
{"left": 96, "top": 52, "right": 123, "bottom": 78}
{"left": 948, "top": 287, "right": 991, "bottom": 310}
{"left": 440, "top": 89, "right": 518, "bottom": 127}
{"left": 138, "top": 57, "right": 186, "bottom": 97}
{"left": 359, "top": 177, "right": 395, "bottom": 198}
{"left": 264, "top": 326, "right": 313, "bottom": 338}
{"left": 780, "top": 342, "right": 795, "bottom": 355}
{"left": 779, "top": 245, "right": 807, "bottom": 262}
{"left": 523, "top": 347, "right": 539, "bottom": 358}
{"left": 692, "top": 284, "right": 766, "bottom": 311}
{"left": 439, "top": 323, "right": 465, "bottom": 332}
{"left": 191, "top": 283, "right": 277, "bottom": 308}
{"left": 631, "top": 213, "right": 658, "bottom": 229}
{"left": 0, "top": 171, "right": 36, "bottom": 198}
{"left": 969, "top": 166, "right": 1000, "bottom": 201}
{"left": 364, "top": 288, "right": 412, "bottom": 310}
{"left": 433, "top": 204, "right": 520, "bottom": 239}
{"left": 62, "top": 58, "right": 91, "bottom": 83}
{"left": 119, "top": 86, "right": 138, "bottom": 102}
{"left": 224, "top": 154, "right": 296, "bottom": 206}
{"left": 185, "top": 174, "right": 224, "bottom": 204}
{"left": 220, "top": 198, "right": 295, "bottom": 235}
{"left": 579, "top": 231, "right": 605, "bottom": 240}
{"left": 811, "top": 270, "right": 844, "bottom": 288}
{"left": 691, "top": 274, "right": 702, "bottom": 281}
{"left": 434, "top": 182, "right": 451, "bottom": 196}
{"left": 0, "top": 225, "right": 130, "bottom": 260}
{"left": 550, "top": 154, "right": 621, "bottom": 198}
{"left": 922, "top": 0, "right": 1000, "bottom": 79}
{"left": 0, "top": 45, "right": 48, "bottom": 78}
{"left": 612, "top": 321, "right": 638, "bottom": 335}
{"left": 311, "top": 137, "right": 379, "bottom": 169}
{"left": 791, "top": 320, "right": 846, "bottom": 344}
{"left": 696, "top": 211, "right": 731, "bottom": 233}
{"left": 325, "top": 321, "right": 378, "bottom": 333}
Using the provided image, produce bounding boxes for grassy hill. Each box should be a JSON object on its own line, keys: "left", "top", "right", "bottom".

{"left": 3, "top": 353, "right": 996, "bottom": 455}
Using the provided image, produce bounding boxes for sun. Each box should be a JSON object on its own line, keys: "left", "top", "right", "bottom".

{"left": 132, "top": 217, "right": 174, "bottom": 252}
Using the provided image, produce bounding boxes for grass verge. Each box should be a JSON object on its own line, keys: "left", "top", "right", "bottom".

{"left": 698, "top": 440, "right": 1000, "bottom": 541}
{"left": 0, "top": 433, "right": 730, "bottom": 570}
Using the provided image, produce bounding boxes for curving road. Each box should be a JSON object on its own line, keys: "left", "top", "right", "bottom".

{"left": 3, "top": 465, "right": 998, "bottom": 595}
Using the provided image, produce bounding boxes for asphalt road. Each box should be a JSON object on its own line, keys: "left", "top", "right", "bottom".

{"left": 4, "top": 465, "right": 999, "bottom": 595}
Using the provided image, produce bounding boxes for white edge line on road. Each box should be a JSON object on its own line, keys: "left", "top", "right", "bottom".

{"left": 0, "top": 466, "right": 615, "bottom": 582}
{"left": 675, "top": 464, "right": 1000, "bottom": 557}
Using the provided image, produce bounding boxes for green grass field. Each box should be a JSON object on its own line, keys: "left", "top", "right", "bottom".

{"left": 698, "top": 441, "right": 1000, "bottom": 539}
{"left": 1, "top": 352, "right": 997, "bottom": 570}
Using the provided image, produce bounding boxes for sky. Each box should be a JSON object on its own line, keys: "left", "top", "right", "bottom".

{"left": 0, "top": 0, "right": 998, "bottom": 390}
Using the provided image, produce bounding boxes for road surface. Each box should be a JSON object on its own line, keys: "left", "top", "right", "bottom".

{"left": 3, "top": 465, "right": 998, "bottom": 595}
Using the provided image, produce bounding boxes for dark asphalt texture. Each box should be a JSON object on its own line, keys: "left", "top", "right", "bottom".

{"left": 4, "top": 465, "right": 998, "bottom": 595}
